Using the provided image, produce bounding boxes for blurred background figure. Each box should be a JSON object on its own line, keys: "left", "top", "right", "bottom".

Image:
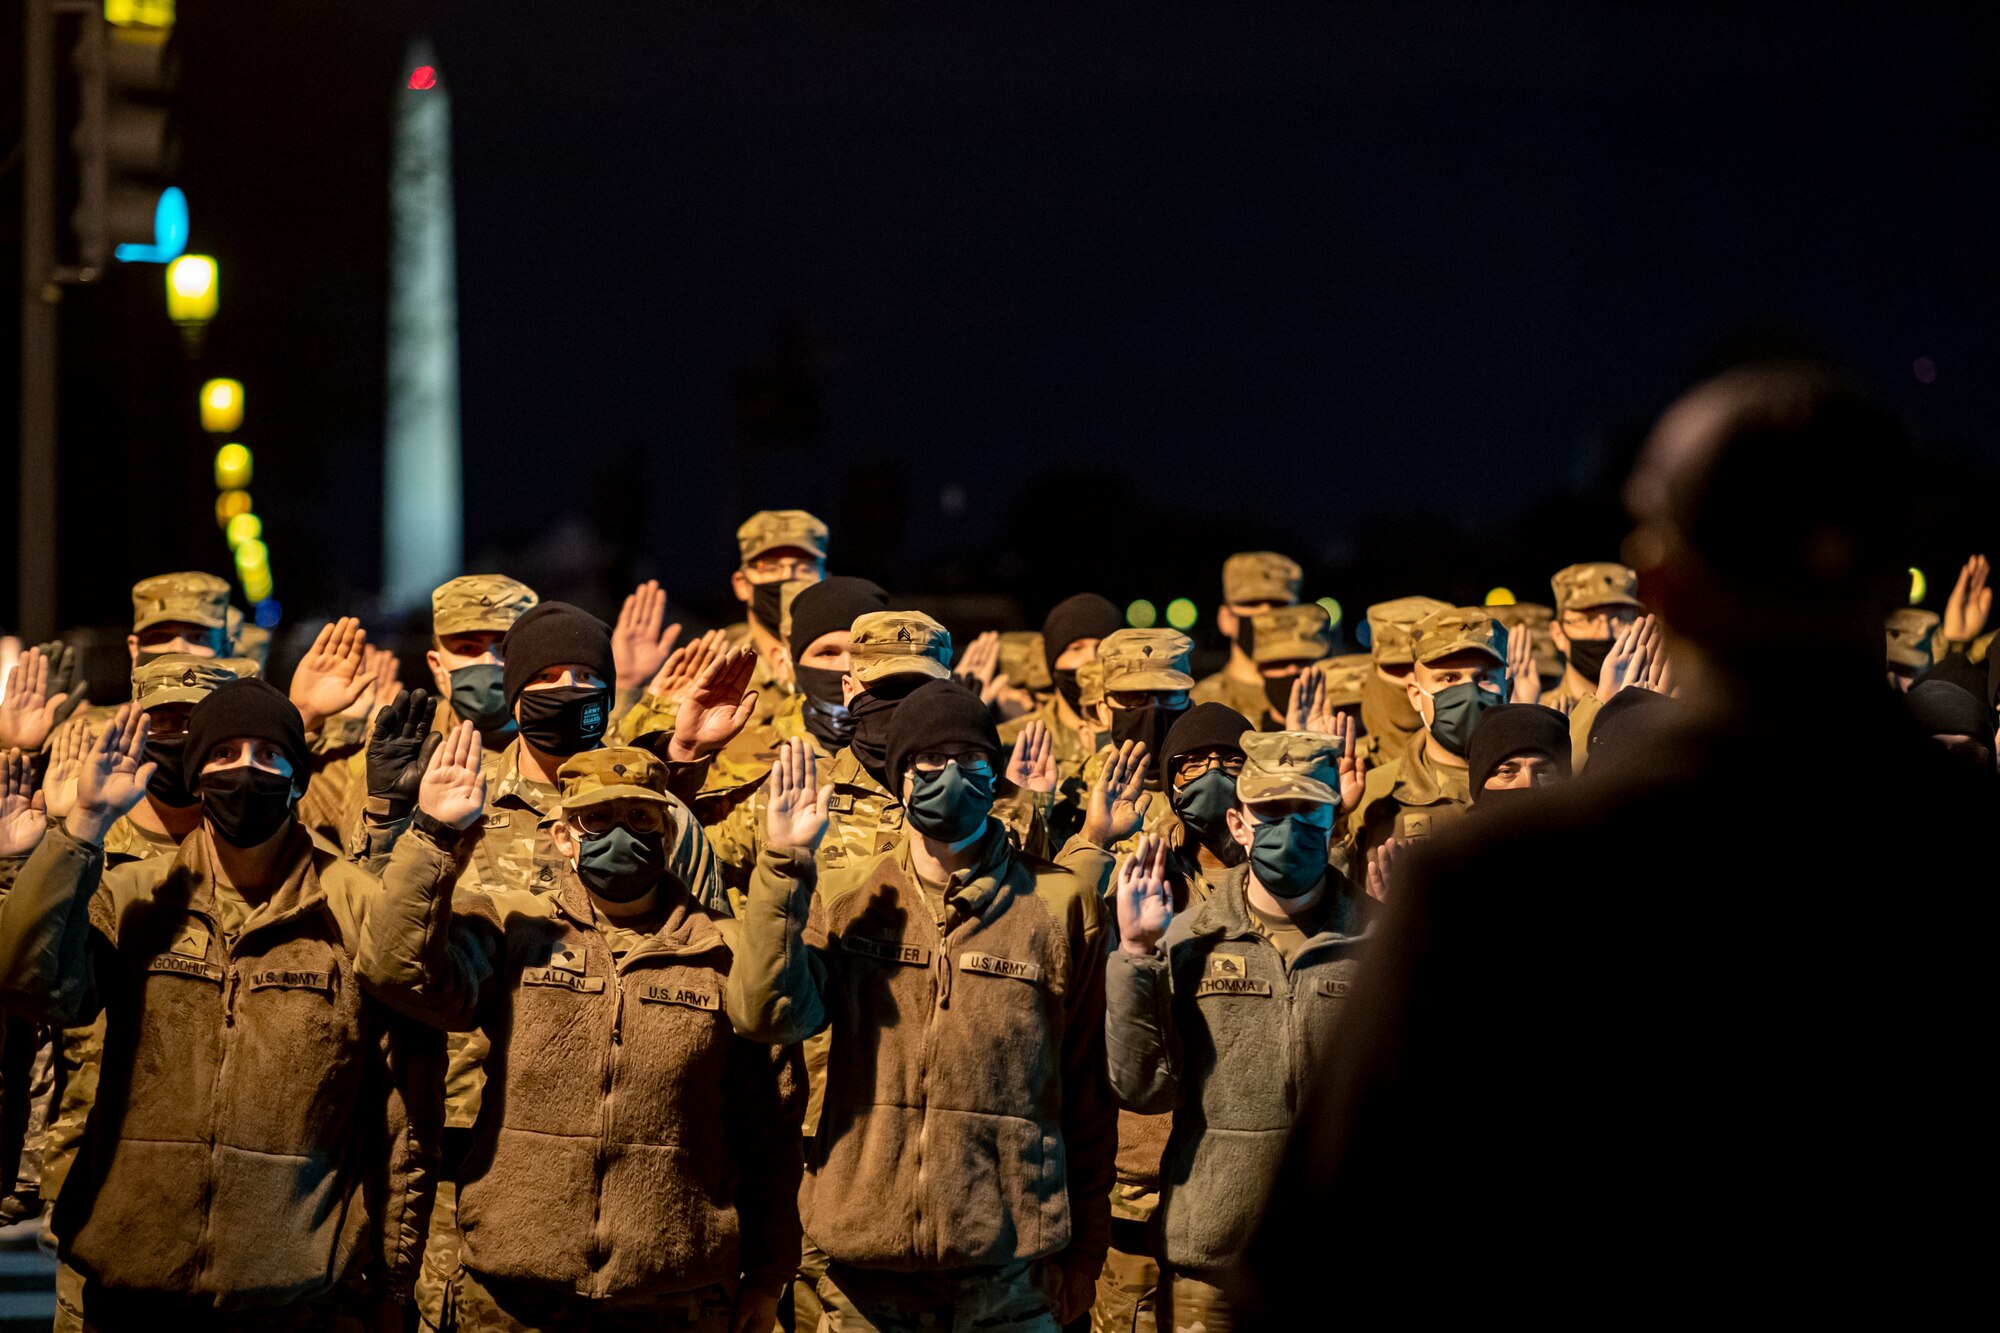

{"left": 1244, "top": 364, "right": 1999, "bottom": 1324}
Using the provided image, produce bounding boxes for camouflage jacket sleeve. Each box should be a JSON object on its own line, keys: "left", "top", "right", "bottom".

{"left": 703, "top": 784, "right": 766, "bottom": 895}
{"left": 1567, "top": 692, "right": 1603, "bottom": 770}
{"left": 667, "top": 792, "right": 729, "bottom": 915}
{"left": 355, "top": 825, "right": 498, "bottom": 1032}
{"left": 0, "top": 823, "right": 110, "bottom": 1027}
{"left": 1104, "top": 934, "right": 1183, "bottom": 1116}
{"left": 716, "top": 959, "right": 807, "bottom": 1290}
{"left": 992, "top": 783, "right": 1057, "bottom": 860}
{"left": 724, "top": 845, "right": 831, "bottom": 1045}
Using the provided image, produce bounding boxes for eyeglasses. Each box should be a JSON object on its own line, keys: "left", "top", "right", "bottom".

{"left": 568, "top": 804, "right": 669, "bottom": 837}
{"left": 1172, "top": 752, "right": 1243, "bottom": 785}
{"left": 910, "top": 752, "right": 994, "bottom": 775}
{"left": 1560, "top": 608, "right": 1639, "bottom": 637}
{"left": 746, "top": 557, "right": 824, "bottom": 582}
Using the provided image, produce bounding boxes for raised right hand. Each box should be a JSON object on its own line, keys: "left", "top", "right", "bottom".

{"left": 70, "top": 704, "right": 156, "bottom": 845}
{"left": 417, "top": 720, "right": 486, "bottom": 830}
{"left": 1114, "top": 831, "right": 1173, "bottom": 956}
{"left": 764, "top": 737, "right": 832, "bottom": 852}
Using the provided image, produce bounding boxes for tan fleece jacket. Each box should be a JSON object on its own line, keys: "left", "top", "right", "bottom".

{"left": 0, "top": 821, "right": 444, "bottom": 1315}
{"left": 727, "top": 822, "right": 1118, "bottom": 1277}
{"left": 355, "top": 827, "right": 804, "bottom": 1302}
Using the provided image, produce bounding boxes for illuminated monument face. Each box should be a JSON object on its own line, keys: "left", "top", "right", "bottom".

{"left": 385, "top": 40, "right": 463, "bottom": 610}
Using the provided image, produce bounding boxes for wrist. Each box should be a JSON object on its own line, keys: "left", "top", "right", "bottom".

{"left": 1118, "top": 936, "right": 1159, "bottom": 958}
{"left": 412, "top": 808, "right": 473, "bottom": 844}
{"left": 666, "top": 734, "right": 709, "bottom": 763}
{"left": 67, "top": 807, "right": 115, "bottom": 847}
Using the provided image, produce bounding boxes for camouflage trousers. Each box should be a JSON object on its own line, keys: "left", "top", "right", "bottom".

{"left": 1092, "top": 1186, "right": 1162, "bottom": 1333}
{"left": 1162, "top": 1274, "right": 1234, "bottom": 1333}
{"left": 785, "top": 1232, "right": 832, "bottom": 1332}
{"left": 453, "top": 1267, "right": 734, "bottom": 1333}
{"left": 417, "top": 1175, "right": 465, "bottom": 1331}
{"left": 817, "top": 1258, "right": 1056, "bottom": 1333}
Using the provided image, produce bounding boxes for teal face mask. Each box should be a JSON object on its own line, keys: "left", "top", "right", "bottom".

{"left": 906, "top": 762, "right": 994, "bottom": 843}
{"left": 448, "top": 662, "right": 511, "bottom": 732}
{"left": 1171, "top": 769, "right": 1245, "bottom": 866}
{"left": 574, "top": 826, "right": 666, "bottom": 902}
{"left": 1248, "top": 814, "right": 1330, "bottom": 898}
{"left": 1423, "top": 681, "right": 1500, "bottom": 757}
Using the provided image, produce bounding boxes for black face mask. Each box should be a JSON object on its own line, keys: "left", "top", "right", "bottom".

{"left": 200, "top": 765, "right": 296, "bottom": 848}
{"left": 1262, "top": 673, "right": 1296, "bottom": 720}
{"left": 847, "top": 677, "right": 923, "bottom": 787}
{"left": 1109, "top": 702, "right": 1187, "bottom": 784}
{"left": 1565, "top": 637, "right": 1613, "bottom": 683}
{"left": 1053, "top": 669, "right": 1084, "bottom": 713}
{"left": 515, "top": 684, "right": 609, "bottom": 758}
{"left": 1474, "top": 784, "right": 1537, "bottom": 812}
{"left": 794, "top": 665, "right": 855, "bottom": 750}
{"left": 751, "top": 581, "right": 786, "bottom": 636}
{"left": 142, "top": 735, "right": 195, "bottom": 808}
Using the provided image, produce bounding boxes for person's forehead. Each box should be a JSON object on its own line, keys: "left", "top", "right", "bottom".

{"left": 803, "top": 629, "right": 852, "bottom": 657}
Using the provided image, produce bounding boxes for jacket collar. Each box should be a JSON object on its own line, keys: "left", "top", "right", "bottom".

{"left": 890, "top": 820, "right": 1017, "bottom": 925}
{"left": 549, "top": 871, "right": 728, "bottom": 968}
{"left": 485, "top": 737, "right": 558, "bottom": 815}
{"left": 827, "top": 745, "right": 896, "bottom": 801}
{"left": 1184, "top": 863, "right": 1364, "bottom": 945}
{"left": 175, "top": 821, "right": 331, "bottom": 946}
{"left": 1388, "top": 730, "right": 1470, "bottom": 808}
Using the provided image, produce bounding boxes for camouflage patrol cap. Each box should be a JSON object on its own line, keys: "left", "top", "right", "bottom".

{"left": 736, "top": 509, "right": 829, "bottom": 564}
{"left": 1412, "top": 607, "right": 1506, "bottom": 667}
{"left": 1249, "top": 604, "right": 1333, "bottom": 666}
{"left": 1365, "top": 596, "right": 1451, "bottom": 666}
{"left": 1223, "top": 551, "right": 1303, "bottom": 606}
{"left": 557, "top": 746, "right": 676, "bottom": 812}
{"left": 848, "top": 610, "right": 952, "bottom": 685}
{"left": 998, "top": 631, "right": 1053, "bottom": 692}
{"left": 1076, "top": 658, "right": 1106, "bottom": 709}
{"left": 1551, "top": 562, "right": 1643, "bottom": 615}
{"left": 1489, "top": 602, "right": 1561, "bottom": 678}
{"left": 1314, "top": 653, "right": 1373, "bottom": 707}
{"left": 131, "top": 653, "right": 257, "bottom": 709}
{"left": 131, "top": 572, "right": 230, "bottom": 632}
{"left": 1885, "top": 607, "right": 1941, "bottom": 671}
{"left": 1237, "top": 730, "right": 1342, "bottom": 806}
{"left": 1098, "top": 629, "right": 1195, "bottom": 692}
{"left": 232, "top": 624, "right": 272, "bottom": 672}
{"left": 433, "top": 574, "right": 539, "bottom": 637}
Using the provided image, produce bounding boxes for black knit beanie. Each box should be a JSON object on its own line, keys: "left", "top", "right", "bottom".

{"left": 1466, "top": 703, "right": 1570, "bottom": 796}
{"left": 1908, "top": 678, "right": 1993, "bottom": 740}
{"left": 1586, "top": 686, "right": 1670, "bottom": 757}
{"left": 501, "top": 602, "right": 615, "bottom": 712}
{"left": 885, "top": 679, "right": 1001, "bottom": 794}
{"left": 184, "top": 678, "right": 310, "bottom": 793}
{"left": 1163, "top": 702, "right": 1253, "bottom": 770}
{"left": 1042, "top": 593, "right": 1124, "bottom": 673}
{"left": 788, "top": 576, "right": 890, "bottom": 661}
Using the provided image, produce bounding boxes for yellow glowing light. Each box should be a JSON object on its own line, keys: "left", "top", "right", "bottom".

{"left": 1165, "top": 598, "right": 1198, "bottom": 631}
{"left": 104, "top": 0, "right": 174, "bottom": 28}
{"left": 225, "top": 512, "right": 262, "bottom": 549}
{"left": 1316, "top": 597, "right": 1343, "bottom": 626}
{"left": 1909, "top": 567, "right": 1927, "bottom": 605}
{"left": 233, "top": 541, "right": 269, "bottom": 579}
{"left": 214, "top": 443, "right": 252, "bottom": 490}
{"left": 242, "top": 569, "right": 274, "bottom": 603}
{"left": 200, "top": 379, "right": 243, "bottom": 433}
{"left": 1126, "top": 599, "right": 1158, "bottom": 629}
{"left": 215, "top": 490, "right": 252, "bottom": 527}
{"left": 166, "top": 254, "right": 218, "bottom": 325}
{"left": 1484, "top": 586, "right": 1517, "bottom": 607}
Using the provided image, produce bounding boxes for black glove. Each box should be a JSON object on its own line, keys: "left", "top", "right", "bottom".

{"left": 39, "top": 641, "right": 86, "bottom": 728}
{"left": 366, "top": 688, "right": 435, "bottom": 813}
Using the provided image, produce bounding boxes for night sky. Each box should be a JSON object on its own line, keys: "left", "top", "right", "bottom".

{"left": 10, "top": 1, "right": 1999, "bottom": 662}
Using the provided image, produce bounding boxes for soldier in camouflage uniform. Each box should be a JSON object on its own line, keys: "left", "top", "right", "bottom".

{"left": 1343, "top": 608, "right": 1508, "bottom": 875}
{"left": 399, "top": 602, "right": 726, "bottom": 1331}
{"left": 426, "top": 575, "right": 540, "bottom": 744}
{"left": 1091, "top": 702, "right": 1254, "bottom": 1333}
{"left": 1543, "top": 562, "right": 1646, "bottom": 713}
{"left": 1080, "top": 629, "right": 1196, "bottom": 855}
{"left": 726, "top": 509, "right": 829, "bottom": 740}
{"left": 999, "top": 594, "right": 1123, "bottom": 847}
{"left": 1356, "top": 596, "right": 1451, "bottom": 768}
{"left": 1107, "top": 731, "right": 1365, "bottom": 1333}
{"left": 1314, "top": 653, "right": 1372, "bottom": 732}
{"left": 1242, "top": 602, "right": 1334, "bottom": 730}
{"left": 23, "top": 654, "right": 257, "bottom": 1331}
{"left": 1192, "top": 552, "right": 1304, "bottom": 721}
{"left": 1885, "top": 607, "right": 1941, "bottom": 691}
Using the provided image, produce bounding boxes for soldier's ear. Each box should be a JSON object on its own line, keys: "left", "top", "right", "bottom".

{"left": 1225, "top": 804, "right": 1255, "bottom": 849}
{"left": 550, "top": 819, "right": 576, "bottom": 859}
{"left": 1548, "top": 621, "right": 1570, "bottom": 654}
{"left": 729, "top": 570, "right": 754, "bottom": 605}
{"left": 1217, "top": 605, "right": 1240, "bottom": 639}
{"left": 126, "top": 633, "right": 140, "bottom": 665}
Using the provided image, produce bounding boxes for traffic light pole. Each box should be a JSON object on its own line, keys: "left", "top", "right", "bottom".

{"left": 18, "top": 0, "right": 59, "bottom": 641}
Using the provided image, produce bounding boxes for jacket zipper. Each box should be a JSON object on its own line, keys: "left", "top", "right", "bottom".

{"left": 195, "top": 913, "right": 231, "bottom": 1286}
{"left": 913, "top": 903, "right": 951, "bottom": 1265}
{"left": 590, "top": 938, "right": 618, "bottom": 1296}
